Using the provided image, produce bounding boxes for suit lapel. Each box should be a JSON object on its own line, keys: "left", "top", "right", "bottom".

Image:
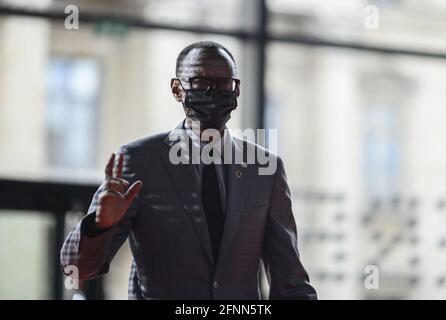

{"left": 217, "top": 136, "right": 248, "bottom": 264}
{"left": 160, "top": 122, "right": 215, "bottom": 266}
{"left": 160, "top": 122, "right": 249, "bottom": 268}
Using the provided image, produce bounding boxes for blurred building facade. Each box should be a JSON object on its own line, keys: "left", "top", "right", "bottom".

{"left": 1, "top": 0, "right": 446, "bottom": 299}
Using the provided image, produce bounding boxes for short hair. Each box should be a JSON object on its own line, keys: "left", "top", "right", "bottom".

{"left": 175, "top": 41, "right": 236, "bottom": 76}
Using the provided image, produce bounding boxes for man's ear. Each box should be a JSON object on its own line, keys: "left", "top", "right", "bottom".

{"left": 170, "top": 78, "right": 183, "bottom": 102}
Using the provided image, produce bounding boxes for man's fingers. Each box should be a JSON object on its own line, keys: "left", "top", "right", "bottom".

{"left": 105, "top": 177, "right": 130, "bottom": 186}
{"left": 103, "top": 177, "right": 130, "bottom": 194}
{"left": 125, "top": 181, "right": 143, "bottom": 202}
{"left": 114, "top": 153, "right": 124, "bottom": 178}
{"left": 99, "top": 188, "right": 125, "bottom": 199}
{"left": 105, "top": 153, "right": 115, "bottom": 178}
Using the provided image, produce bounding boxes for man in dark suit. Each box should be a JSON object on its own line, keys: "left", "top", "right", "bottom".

{"left": 60, "top": 41, "right": 317, "bottom": 300}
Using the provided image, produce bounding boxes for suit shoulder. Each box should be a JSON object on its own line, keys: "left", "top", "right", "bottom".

{"left": 232, "top": 135, "right": 279, "bottom": 160}
{"left": 232, "top": 136, "right": 284, "bottom": 176}
{"left": 121, "top": 131, "right": 169, "bottom": 152}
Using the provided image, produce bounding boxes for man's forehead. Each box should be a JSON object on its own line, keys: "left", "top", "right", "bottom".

{"left": 179, "top": 47, "right": 236, "bottom": 78}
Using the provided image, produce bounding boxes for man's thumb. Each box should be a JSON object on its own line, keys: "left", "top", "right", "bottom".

{"left": 125, "top": 181, "right": 143, "bottom": 202}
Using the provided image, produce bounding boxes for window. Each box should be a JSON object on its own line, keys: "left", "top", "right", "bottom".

{"left": 2, "top": 0, "right": 446, "bottom": 300}
{"left": 47, "top": 57, "right": 101, "bottom": 170}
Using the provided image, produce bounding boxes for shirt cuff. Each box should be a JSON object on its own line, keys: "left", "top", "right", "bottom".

{"left": 81, "top": 213, "right": 114, "bottom": 238}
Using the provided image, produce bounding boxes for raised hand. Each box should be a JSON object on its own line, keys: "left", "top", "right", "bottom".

{"left": 95, "top": 153, "right": 143, "bottom": 229}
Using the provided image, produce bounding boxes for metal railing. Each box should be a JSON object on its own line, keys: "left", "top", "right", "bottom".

{"left": 0, "top": 178, "right": 103, "bottom": 299}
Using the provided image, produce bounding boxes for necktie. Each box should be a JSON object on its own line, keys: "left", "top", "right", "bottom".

{"left": 201, "top": 161, "right": 224, "bottom": 264}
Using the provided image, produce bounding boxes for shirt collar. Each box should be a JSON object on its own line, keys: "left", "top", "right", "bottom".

{"left": 183, "top": 119, "right": 230, "bottom": 150}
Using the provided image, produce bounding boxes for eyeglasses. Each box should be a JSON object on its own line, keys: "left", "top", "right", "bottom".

{"left": 176, "top": 77, "right": 240, "bottom": 95}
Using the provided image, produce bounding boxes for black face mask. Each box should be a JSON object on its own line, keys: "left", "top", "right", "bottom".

{"left": 183, "top": 88, "right": 237, "bottom": 131}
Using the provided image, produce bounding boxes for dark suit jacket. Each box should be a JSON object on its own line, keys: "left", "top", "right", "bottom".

{"left": 60, "top": 122, "right": 317, "bottom": 300}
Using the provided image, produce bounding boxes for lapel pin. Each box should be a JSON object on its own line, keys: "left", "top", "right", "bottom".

{"left": 235, "top": 169, "right": 242, "bottom": 178}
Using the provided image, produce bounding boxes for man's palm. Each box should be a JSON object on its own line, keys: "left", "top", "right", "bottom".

{"left": 95, "top": 153, "right": 143, "bottom": 229}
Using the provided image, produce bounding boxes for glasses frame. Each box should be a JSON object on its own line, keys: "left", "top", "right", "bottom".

{"left": 176, "top": 77, "right": 240, "bottom": 95}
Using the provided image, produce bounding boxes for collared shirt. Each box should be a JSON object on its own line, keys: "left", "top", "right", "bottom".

{"left": 184, "top": 119, "right": 228, "bottom": 215}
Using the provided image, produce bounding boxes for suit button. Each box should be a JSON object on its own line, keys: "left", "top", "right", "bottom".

{"left": 213, "top": 281, "right": 220, "bottom": 289}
